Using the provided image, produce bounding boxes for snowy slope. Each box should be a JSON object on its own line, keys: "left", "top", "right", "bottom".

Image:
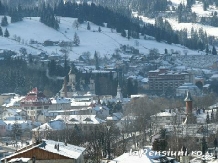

{"left": 0, "top": 16, "right": 200, "bottom": 61}
{"left": 133, "top": 0, "right": 218, "bottom": 38}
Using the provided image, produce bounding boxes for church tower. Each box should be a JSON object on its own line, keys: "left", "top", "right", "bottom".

{"left": 68, "top": 69, "right": 76, "bottom": 92}
{"left": 184, "top": 91, "right": 196, "bottom": 124}
{"left": 184, "top": 91, "right": 192, "bottom": 114}
{"left": 116, "top": 83, "right": 123, "bottom": 102}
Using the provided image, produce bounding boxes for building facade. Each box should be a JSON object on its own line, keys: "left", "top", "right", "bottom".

{"left": 20, "top": 88, "right": 51, "bottom": 121}
{"left": 148, "top": 68, "right": 194, "bottom": 94}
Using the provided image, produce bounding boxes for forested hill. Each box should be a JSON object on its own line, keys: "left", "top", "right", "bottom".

{"left": 0, "top": 0, "right": 210, "bottom": 51}
{"left": 0, "top": 58, "right": 63, "bottom": 96}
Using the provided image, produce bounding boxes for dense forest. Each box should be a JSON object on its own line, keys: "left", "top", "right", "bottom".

{"left": 0, "top": 57, "right": 63, "bottom": 96}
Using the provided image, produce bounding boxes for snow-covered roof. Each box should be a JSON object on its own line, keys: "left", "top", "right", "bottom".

{"left": 151, "top": 112, "right": 176, "bottom": 117}
{"left": 211, "top": 74, "right": 218, "bottom": 79}
{"left": 8, "top": 158, "right": 31, "bottom": 163}
{"left": 141, "top": 78, "right": 148, "bottom": 83}
{"left": 2, "top": 139, "right": 85, "bottom": 161}
{"left": 50, "top": 97, "right": 71, "bottom": 104}
{"left": 39, "top": 139, "right": 85, "bottom": 159}
{"left": 32, "top": 120, "right": 65, "bottom": 131}
{"left": 55, "top": 115, "right": 106, "bottom": 125}
{"left": 71, "top": 100, "right": 92, "bottom": 107}
{"left": 106, "top": 116, "right": 119, "bottom": 121}
{"left": 32, "top": 123, "right": 53, "bottom": 131}
{"left": 2, "top": 95, "right": 24, "bottom": 108}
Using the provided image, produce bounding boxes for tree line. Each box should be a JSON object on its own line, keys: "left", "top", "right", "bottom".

{"left": 0, "top": 57, "right": 62, "bottom": 96}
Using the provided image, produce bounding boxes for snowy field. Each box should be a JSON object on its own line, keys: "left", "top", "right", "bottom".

{"left": 0, "top": 16, "right": 200, "bottom": 61}
{"left": 134, "top": 1, "right": 218, "bottom": 38}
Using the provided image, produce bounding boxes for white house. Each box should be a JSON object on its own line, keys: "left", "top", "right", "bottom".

{"left": 176, "top": 83, "right": 201, "bottom": 97}
{"left": 54, "top": 115, "right": 106, "bottom": 133}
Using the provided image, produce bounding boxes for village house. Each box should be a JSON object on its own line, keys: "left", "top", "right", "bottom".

{"left": 45, "top": 105, "right": 109, "bottom": 120}
{"left": 49, "top": 97, "right": 71, "bottom": 110}
{"left": 20, "top": 88, "right": 52, "bottom": 122}
{"left": 1, "top": 139, "right": 85, "bottom": 163}
{"left": 1, "top": 109, "right": 24, "bottom": 120}
{"left": 54, "top": 114, "right": 106, "bottom": 133}
{"left": 32, "top": 120, "right": 64, "bottom": 141}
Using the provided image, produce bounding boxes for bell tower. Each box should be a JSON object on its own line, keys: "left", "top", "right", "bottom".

{"left": 184, "top": 91, "right": 192, "bottom": 114}
{"left": 184, "top": 91, "right": 196, "bottom": 124}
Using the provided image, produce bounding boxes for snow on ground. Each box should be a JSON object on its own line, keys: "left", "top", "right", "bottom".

{"left": 192, "top": 2, "right": 212, "bottom": 17}
{"left": 170, "top": 0, "right": 186, "bottom": 5}
{"left": 133, "top": 1, "right": 218, "bottom": 38}
{"left": 0, "top": 15, "right": 201, "bottom": 61}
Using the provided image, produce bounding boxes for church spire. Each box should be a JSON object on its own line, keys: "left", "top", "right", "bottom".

{"left": 184, "top": 91, "right": 192, "bottom": 114}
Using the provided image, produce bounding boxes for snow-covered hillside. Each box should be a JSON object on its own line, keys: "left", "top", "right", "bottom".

{"left": 0, "top": 16, "right": 200, "bottom": 61}
{"left": 134, "top": 1, "right": 218, "bottom": 37}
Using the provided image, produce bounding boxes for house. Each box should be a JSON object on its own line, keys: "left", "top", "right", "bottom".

{"left": 176, "top": 83, "right": 201, "bottom": 97}
{"left": 49, "top": 97, "right": 71, "bottom": 111}
{"left": 4, "top": 120, "right": 37, "bottom": 132}
{"left": 32, "top": 120, "right": 65, "bottom": 141}
{"left": 1, "top": 109, "right": 24, "bottom": 120}
{"left": 0, "top": 93, "right": 17, "bottom": 106}
{"left": 1, "top": 94, "right": 24, "bottom": 110}
{"left": 20, "top": 88, "right": 52, "bottom": 121}
{"left": 150, "top": 111, "right": 177, "bottom": 134}
{"left": 54, "top": 115, "right": 106, "bottom": 133}
{"left": 1, "top": 139, "right": 86, "bottom": 163}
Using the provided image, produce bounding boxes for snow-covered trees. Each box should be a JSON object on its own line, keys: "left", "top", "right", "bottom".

{"left": 212, "top": 46, "right": 217, "bottom": 55}
{"left": 0, "top": 27, "right": 2, "bottom": 36}
{"left": 11, "top": 122, "right": 22, "bottom": 140}
{"left": 73, "top": 19, "right": 80, "bottom": 30}
{"left": 1, "top": 16, "right": 8, "bottom": 26}
{"left": 40, "top": 4, "right": 59, "bottom": 30}
{"left": 4, "top": 28, "right": 9, "bottom": 37}
{"left": 73, "top": 32, "right": 80, "bottom": 46}
{"left": 87, "top": 22, "right": 91, "bottom": 30}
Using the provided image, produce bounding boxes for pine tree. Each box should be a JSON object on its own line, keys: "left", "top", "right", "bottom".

{"left": 212, "top": 46, "right": 217, "bottom": 55}
{"left": 94, "top": 51, "right": 99, "bottom": 70}
{"left": 205, "top": 44, "right": 209, "bottom": 55}
{"left": 12, "top": 122, "right": 22, "bottom": 140}
{"left": 1, "top": 15, "right": 8, "bottom": 26}
{"left": 121, "top": 29, "right": 126, "bottom": 37}
{"left": 73, "top": 32, "right": 80, "bottom": 46}
{"left": 87, "top": 22, "right": 91, "bottom": 30}
{"left": 4, "top": 28, "right": 9, "bottom": 37}
{"left": 98, "top": 26, "right": 101, "bottom": 32}
{"left": 127, "top": 30, "right": 131, "bottom": 40}
{"left": 73, "top": 19, "right": 80, "bottom": 30}
{"left": 0, "top": 27, "right": 2, "bottom": 36}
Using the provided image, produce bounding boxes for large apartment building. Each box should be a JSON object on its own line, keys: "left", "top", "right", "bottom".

{"left": 148, "top": 68, "right": 194, "bottom": 94}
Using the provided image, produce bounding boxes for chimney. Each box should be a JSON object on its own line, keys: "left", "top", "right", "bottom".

{"left": 184, "top": 91, "right": 192, "bottom": 114}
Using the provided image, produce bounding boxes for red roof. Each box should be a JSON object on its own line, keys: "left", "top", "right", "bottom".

{"left": 21, "top": 87, "right": 51, "bottom": 106}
